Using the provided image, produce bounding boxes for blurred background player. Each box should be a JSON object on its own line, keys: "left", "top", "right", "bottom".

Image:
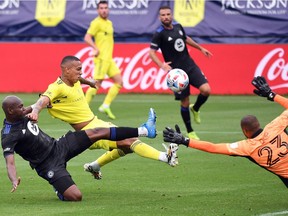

{"left": 149, "top": 5, "right": 212, "bottom": 140}
{"left": 1, "top": 95, "right": 159, "bottom": 201}
{"left": 28, "top": 55, "right": 178, "bottom": 181}
{"left": 84, "top": 0, "right": 121, "bottom": 120}
{"left": 163, "top": 76, "right": 288, "bottom": 187}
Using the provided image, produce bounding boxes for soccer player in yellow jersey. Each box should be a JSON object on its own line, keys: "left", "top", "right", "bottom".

{"left": 84, "top": 0, "right": 121, "bottom": 120}
{"left": 28, "top": 55, "right": 178, "bottom": 181}
{"left": 163, "top": 76, "right": 288, "bottom": 187}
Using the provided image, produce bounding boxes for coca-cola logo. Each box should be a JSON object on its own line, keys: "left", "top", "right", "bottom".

{"left": 255, "top": 48, "right": 288, "bottom": 90}
{"left": 74, "top": 46, "right": 169, "bottom": 92}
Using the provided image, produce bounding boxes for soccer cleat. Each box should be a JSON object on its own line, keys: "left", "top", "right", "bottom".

{"left": 84, "top": 163, "right": 102, "bottom": 180}
{"left": 98, "top": 105, "right": 116, "bottom": 120}
{"left": 188, "top": 131, "right": 200, "bottom": 140}
{"left": 189, "top": 104, "right": 201, "bottom": 124}
{"left": 162, "top": 143, "right": 179, "bottom": 167}
{"left": 141, "top": 108, "right": 157, "bottom": 138}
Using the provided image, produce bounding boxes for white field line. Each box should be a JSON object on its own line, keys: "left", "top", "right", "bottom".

{"left": 259, "top": 210, "right": 288, "bottom": 216}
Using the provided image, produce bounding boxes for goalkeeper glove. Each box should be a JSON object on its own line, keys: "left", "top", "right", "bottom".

{"left": 251, "top": 76, "right": 275, "bottom": 101}
{"left": 163, "top": 124, "right": 189, "bottom": 147}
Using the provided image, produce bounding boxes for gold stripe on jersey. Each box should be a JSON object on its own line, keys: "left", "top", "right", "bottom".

{"left": 87, "top": 17, "right": 114, "bottom": 60}
{"left": 42, "top": 77, "right": 94, "bottom": 124}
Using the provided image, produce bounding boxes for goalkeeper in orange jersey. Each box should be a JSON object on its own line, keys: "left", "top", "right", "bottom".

{"left": 163, "top": 76, "right": 288, "bottom": 187}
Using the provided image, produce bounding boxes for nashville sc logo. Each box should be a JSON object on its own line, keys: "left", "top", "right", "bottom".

{"left": 173, "top": 0, "right": 205, "bottom": 27}
{"left": 35, "top": 0, "right": 67, "bottom": 26}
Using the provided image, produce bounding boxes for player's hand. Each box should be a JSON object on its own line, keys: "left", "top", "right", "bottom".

{"left": 251, "top": 76, "right": 275, "bottom": 101}
{"left": 161, "top": 62, "right": 172, "bottom": 72}
{"left": 91, "top": 48, "right": 99, "bottom": 57}
{"left": 11, "top": 177, "right": 21, "bottom": 193}
{"left": 163, "top": 125, "right": 189, "bottom": 146}
{"left": 87, "top": 77, "right": 99, "bottom": 89}
{"left": 200, "top": 47, "right": 213, "bottom": 58}
{"left": 26, "top": 113, "right": 39, "bottom": 122}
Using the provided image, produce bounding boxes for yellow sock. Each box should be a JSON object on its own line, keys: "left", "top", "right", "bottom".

{"left": 130, "top": 140, "right": 160, "bottom": 161}
{"left": 96, "top": 149, "right": 125, "bottom": 167}
{"left": 85, "top": 87, "right": 98, "bottom": 104}
{"left": 103, "top": 83, "right": 121, "bottom": 105}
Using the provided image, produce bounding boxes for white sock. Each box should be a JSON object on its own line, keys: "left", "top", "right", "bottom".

{"left": 138, "top": 127, "right": 148, "bottom": 137}
{"left": 102, "top": 104, "right": 109, "bottom": 109}
{"left": 158, "top": 152, "right": 168, "bottom": 163}
{"left": 90, "top": 161, "right": 101, "bottom": 171}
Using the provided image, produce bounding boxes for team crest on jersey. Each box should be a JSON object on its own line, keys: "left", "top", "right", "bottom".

{"left": 27, "top": 121, "right": 40, "bottom": 136}
{"left": 174, "top": 38, "right": 185, "bottom": 52}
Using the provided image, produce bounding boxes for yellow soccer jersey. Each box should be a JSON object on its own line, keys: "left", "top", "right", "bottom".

{"left": 87, "top": 16, "right": 114, "bottom": 60}
{"left": 42, "top": 77, "right": 94, "bottom": 124}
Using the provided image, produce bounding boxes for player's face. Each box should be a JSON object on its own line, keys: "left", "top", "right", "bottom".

{"left": 11, "top": 98, "right": 25, "bottom": 119}
{"left": 65, "top": 60, "right": 83, "bottom": 84}
{"left": 97, "top": 3, "right": 109, "bottom": 19}
{"left": 159, "top": 9, "right": 173, "bottom": 28}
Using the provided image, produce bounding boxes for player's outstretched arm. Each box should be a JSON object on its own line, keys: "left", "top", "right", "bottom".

{"left": 163, "top": 125, "right": 231, "bottom": 155}
{"left": 163, "top": 125, "right": 189, "bottom": 146}
{"left": 186, "top": 36, "right": 212, "bottom": 58}
{"left": 149, "top": 49, "right": 172, "bottom": 72}
{"left": 252, "top": 76, "right": 288, "bottom": 109}
{"left": 26, "top": 96, "right": 50, "bottom": 122}
{"left": 251, "top": 76, "right": 276, "bottom": 101}
{"left": 5, "top": 154, "right": 21, "bottom": 193}
{"left": 79, "top": 77, "right": 98, "bottom": 89}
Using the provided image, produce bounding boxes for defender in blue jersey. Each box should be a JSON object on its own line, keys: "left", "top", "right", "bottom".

{"left": 1, "top": 95, "right": 157, "bottom": 201}
{"left": 149, "top": 5, "right": 213, "bottom": 140}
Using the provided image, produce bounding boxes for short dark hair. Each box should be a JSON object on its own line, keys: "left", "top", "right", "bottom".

{"left": 61, "top": 56, "right": 80, "bottom": 66}
{"left": 97, "top": 0, "right": 108, "bottom": 9}
{"left": 159, "top": 5, "right": 171, "bottom": 12}
{"left": 240, "top": 115, "right": 260, "bottom": 132}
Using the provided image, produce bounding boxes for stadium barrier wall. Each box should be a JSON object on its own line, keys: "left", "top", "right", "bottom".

{"left": 1, "top": 43, "right": 288, "bottom": 94}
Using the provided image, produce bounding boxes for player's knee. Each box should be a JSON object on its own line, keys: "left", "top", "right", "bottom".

{"left": 116, "top": 138, "right": 137, "bottom": 150}
{"left": 199, "top": 84, "right": 211, "bottom": 96}
{"left": 63, "top": 184, "right": 83, "bottom": 201}
{"left": 65, "top": 191, "right": 82, "bottom": 201}
{"left": 118, "top": 145, "right": 133, "bottom": 154}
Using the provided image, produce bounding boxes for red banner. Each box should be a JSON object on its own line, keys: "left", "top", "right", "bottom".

{"left": 1, "top": 43, "right": 288, "bottom": 94}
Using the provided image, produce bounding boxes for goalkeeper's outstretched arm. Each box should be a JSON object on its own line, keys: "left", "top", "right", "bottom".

{"left": 251, "top": 76, "right": 288, "bottom": 109}
{"left": 163, "top": 126, "right": 231, "bottom": 155}
{"left": 274, "top": 94, "right": 288, "bottom": 109}
{"left": 187, "top": 139, "right": 231, "bottom": 155}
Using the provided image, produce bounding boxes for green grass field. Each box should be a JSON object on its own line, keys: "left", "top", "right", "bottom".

{"left": 0, "top": 93, "right": 287, "bottom": 216}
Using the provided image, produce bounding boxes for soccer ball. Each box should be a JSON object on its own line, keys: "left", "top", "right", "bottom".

{"left": 166, "top": 68, "right": 189, "bottom": 93}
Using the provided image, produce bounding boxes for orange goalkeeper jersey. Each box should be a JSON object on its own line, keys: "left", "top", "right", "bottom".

{"left": 227, "top": 109, "right": 288, "bottom": 179}
{"left": 189, "top": 95, "right": 288, "bottom": 179}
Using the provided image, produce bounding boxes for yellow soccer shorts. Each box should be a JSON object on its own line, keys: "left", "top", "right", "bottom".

{"left": 93, "top": 58, "right": 120, "bottom": 80}
{"left": 82, "top": 116, "right": 118, "bottom": 150}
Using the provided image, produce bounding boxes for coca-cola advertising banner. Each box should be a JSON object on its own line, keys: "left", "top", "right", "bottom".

{"left": 0, "top": 0, "right": 287, "bottom": 43}
{"left": 1, "top": 43, "right": 288, "bottom": 95}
